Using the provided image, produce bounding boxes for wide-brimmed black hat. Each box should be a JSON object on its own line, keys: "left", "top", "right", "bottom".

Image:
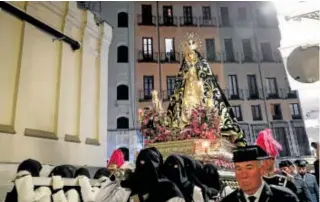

{"left": 279, "top": 160, "right": 293, "bottom": 168}
{"left": 232, "top": 146, "right": 261, "bottom": 163}
{"left": 294, "top": 159, "right": 308, "bottom": 167}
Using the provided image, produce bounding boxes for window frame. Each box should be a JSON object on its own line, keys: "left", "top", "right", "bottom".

{"left": 117, "top": 45, "right": 128, "bottom": 63}
{"left": 117, "top": 85, "right": 129, "bottom": 100}
{"left": 232, "top": 105, "right": 243, "bottom": 121}
{"left": 202, "top": 6, "right": 211, "bottom": 20}
{"left": 251, "top": 105, "right": 262, "bottom": 121}
{"left": 143, "top": 75, "right": 154, "bottom": 99}
{"left": 117, "top": 12, "right": 128, "bottom": 28}
{"left": 117, "top": 117, "right": 129, "bottom": 129}
{"left": 238, "top": 7, "right": 247, "bottom": 21}
{"left": 183, "top": 6, "right": 193, "bottom": 25}
{"left": 166, "top": 76, "right": 176, "bottom": 98}
{"left": 142, "top": 37, "right": 153, "bottom": 59}
{"left": 228, "top": 75, "right": 239, "bottom": 97}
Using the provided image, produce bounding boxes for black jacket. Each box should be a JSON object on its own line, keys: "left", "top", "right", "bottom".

{"left": 264, "top": 174, "right": 312, "bottom": 202}
{"left": 220, "top": 182, "right": 299, "bottom": 202}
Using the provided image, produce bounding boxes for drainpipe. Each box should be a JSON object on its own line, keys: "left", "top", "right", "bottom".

{"left": 156, "top": 1, "right": 162, "bottom": 96}
{"left": 249, "top": 3, "right": 270, "bottom": 127}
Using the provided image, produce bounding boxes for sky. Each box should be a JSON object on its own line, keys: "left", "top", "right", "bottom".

{"left": 272, "top": 0, "right": 319, "bottom": 143}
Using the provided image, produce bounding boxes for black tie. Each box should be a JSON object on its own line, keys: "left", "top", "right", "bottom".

{"left": 248, "top": 196, "right": 256, "bottom": 202}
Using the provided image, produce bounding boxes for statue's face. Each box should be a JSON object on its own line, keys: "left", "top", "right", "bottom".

{"left": 188, "top": 39, "right": 197, "bottom": 50}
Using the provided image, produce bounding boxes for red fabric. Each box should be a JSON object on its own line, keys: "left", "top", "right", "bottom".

{"left": 255, "top": 128, "right": 283, "bottom": 158}
{"left": 107, "top": 149, "right": 125, "bottom": 169}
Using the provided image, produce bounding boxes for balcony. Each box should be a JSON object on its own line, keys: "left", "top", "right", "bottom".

{"left": 221, "top": 51, "right": 239, "bottom": 63}
{"left": 199, "top": 17, "right": 217, "bottom": 27}
{"left": 265, "top": 88, "right": 286, "bottom": 99}
{"left": 219, "top": 18, "right": 232, "bottom": 27}
{"left": 261, "top": 51, "right": 283, "bottom": 63}
{"left": 201, "top": 52, "right": 222, "bottom": 63}
{"left": 179, "top": 17, "right": 198, "bottom": 26}
{"left": 158, "top": 16, "right": 178, "bottom": 26}
{"left": 160, "top": 52, "right": 181, "bottom": 63}
{"left": 253, "top": 116, "right": 263, "bottom": 121}
{"left": 272, "top": 114, "right": 283, "bottom": 120}
{"left": 138, "top": 90, "right": 152, "bottom": 102}
{"left": 287, "top": 90, "right": 298, "bottom": 99}
{"left": 245, "top": 89, "right": 263, "bottom": 100}
{"left": 137, "top": 51, "right": 159, "bottom": 63}
{"left": 292, "top": 115, "right": 302, "bottom": 120}
{"left": 239, "top": 52, "right": 258, "bottom": 63}
{"left": 236, "top": 116, "right": 243, "bottom": 122}
{"left": 137, "top": 14, "right": 156, "bottom": 26}
{"left": 224, "top": 89, "right": 244, "bottom": 100}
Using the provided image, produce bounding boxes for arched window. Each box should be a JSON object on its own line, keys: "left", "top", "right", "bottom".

{"left": 118, "top": 147, "right": 129, "bottom": 161}
{"left": 117, "top": 85, "right": 129, "bottom": 100}
{"left": 117, "top": 46, "right": 128, "bottom": 63}
{"left": 117, "top": 117, "right": 129, "bottom": 129}
{"left": 118, "top": 12, "right": 128, "bottom": 28}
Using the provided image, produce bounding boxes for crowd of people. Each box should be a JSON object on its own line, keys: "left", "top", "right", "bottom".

{"left": 4, "top": 131, "right": 319, "bottom": 202}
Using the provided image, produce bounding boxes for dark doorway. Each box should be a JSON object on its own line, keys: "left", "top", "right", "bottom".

{"left": 117, "top": 117, "right": 129, "bottom": 129}
{"left": 142, "top": 5, "right": 152, "bottom": 25}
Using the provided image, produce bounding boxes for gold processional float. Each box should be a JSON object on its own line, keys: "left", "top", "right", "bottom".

{"left": 138, "top": 33, "right": 247, "bottom": 188}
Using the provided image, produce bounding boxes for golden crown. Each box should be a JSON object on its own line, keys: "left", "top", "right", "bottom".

{"left": 180, "top": 32, "right": 202, "bottom": 53}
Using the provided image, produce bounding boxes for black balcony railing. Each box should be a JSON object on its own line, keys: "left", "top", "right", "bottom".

{"left": 221, "top": 51, "right": 241, "bottom": 63}
{"left": 253, "top": 116, "right": 263, "bottom": 121}
{"left": 292, "top": 115, "right": 302, "bottom": 120}
{"left": 199, "top": 17, "right": 217, "bottom": 27}
{"left": 138, "top": 90, "right": 152, "bottom": 101}
{"left": 265, "top": 88, "right": 286, "bottom": 99}
{"left": 236, "top": 116, "right": 243, "bottom": 122}
{"left": 179, "top": 17, "right": 198, "bottom": 26}
{"left": 272, "top": 115, "right": 283, "bottom": 120}
{"left": 219, "top": 18, "right": 231, "bottom": 27}
{"left": 239, "top": 52, "right": 258, "bottom": 63}
{"left": 201, "top": 52, "right": 222, "bottom": 63}
{"left": 160, "top": 52, "right": 181, "bottom": 63}
{"left": 287, "top": 90, "right": 298, "bottom": 99}
{"left": 137, "top": 51, "right": 159, "bottom": 62}
{"left": 245, "top": 88, "right": 263, "bottom": 100}
{"left": 137, "top": 14, "right": 156, "bottom": 26}
{"left": 261, "top": 52, "right": 283, "bottom": 63}
{"left": 224, "top": 89, "right": 244, "bottom": 100}
{"left": 158, "top": 16, "right": 178, "bottom": 26}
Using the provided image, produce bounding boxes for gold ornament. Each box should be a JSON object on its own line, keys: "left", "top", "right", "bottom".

{"left": 151, "top": 90, "right": 163, "bottom": 112}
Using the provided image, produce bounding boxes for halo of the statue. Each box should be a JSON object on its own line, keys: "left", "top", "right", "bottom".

{"left": 286, "top": 45, "right": 319, "bottom": 83}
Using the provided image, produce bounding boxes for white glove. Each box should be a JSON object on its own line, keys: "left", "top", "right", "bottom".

{"left": 52, "top": 175, "right": 64, "bottom": 190}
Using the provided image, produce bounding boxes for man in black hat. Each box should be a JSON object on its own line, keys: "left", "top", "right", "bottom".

{"left": 253, "top": 147, "right": 298, "bottom": 196}
{"left": 221, "top": 146, "right": 299, "bottom": 202}
{"left": 295, "top": 160, "right": 319, "bottom": 202}
{"left": 279, "top": 160, "right": 313, "bottom": 202}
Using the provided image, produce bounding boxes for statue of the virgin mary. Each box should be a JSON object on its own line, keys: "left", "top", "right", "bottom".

{"left": 166, "top": 33, "right": 246, "bottom": 147}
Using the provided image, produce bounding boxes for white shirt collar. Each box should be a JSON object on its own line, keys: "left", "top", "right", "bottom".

{"left": 244, "top": 181, "right": 265, "bottom": 202}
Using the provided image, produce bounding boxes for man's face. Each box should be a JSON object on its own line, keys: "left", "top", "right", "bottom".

{"left": 262, "top": 158, "right": 275, "bottom": 175}
{"left": 235, "top": 160, "right": 263, "bottom": 195}
{"left": 290, "top": 165, "right": 297, "bottom": 174}
{"left": 298, "top": 166, "right": 307, "bottom": 174}
{"left": 280, "top": 166, "right": 291, "bottom": 174}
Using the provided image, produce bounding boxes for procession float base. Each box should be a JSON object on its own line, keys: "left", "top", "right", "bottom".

{"left": 146, "top": 138, "right": 238, "bottom": 188}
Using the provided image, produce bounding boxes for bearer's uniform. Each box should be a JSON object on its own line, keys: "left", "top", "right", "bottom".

{"left": 220, "top": 146, "right": 299, "bottom": 202}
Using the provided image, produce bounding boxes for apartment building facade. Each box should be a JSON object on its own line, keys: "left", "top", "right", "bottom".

{"left": 100, "top": 2, "right": 143, "bottom": 160}
{"left": 134, "top": 1, "right": 311, "bottom": 158}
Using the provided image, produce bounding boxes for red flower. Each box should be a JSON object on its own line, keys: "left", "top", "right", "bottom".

{"left": 200, "top": 123, "right": 208, "bottom": 130}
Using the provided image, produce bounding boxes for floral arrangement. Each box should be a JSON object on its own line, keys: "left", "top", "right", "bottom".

{"left": 138, "top": 104, "right": 221, "bottom": 145}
